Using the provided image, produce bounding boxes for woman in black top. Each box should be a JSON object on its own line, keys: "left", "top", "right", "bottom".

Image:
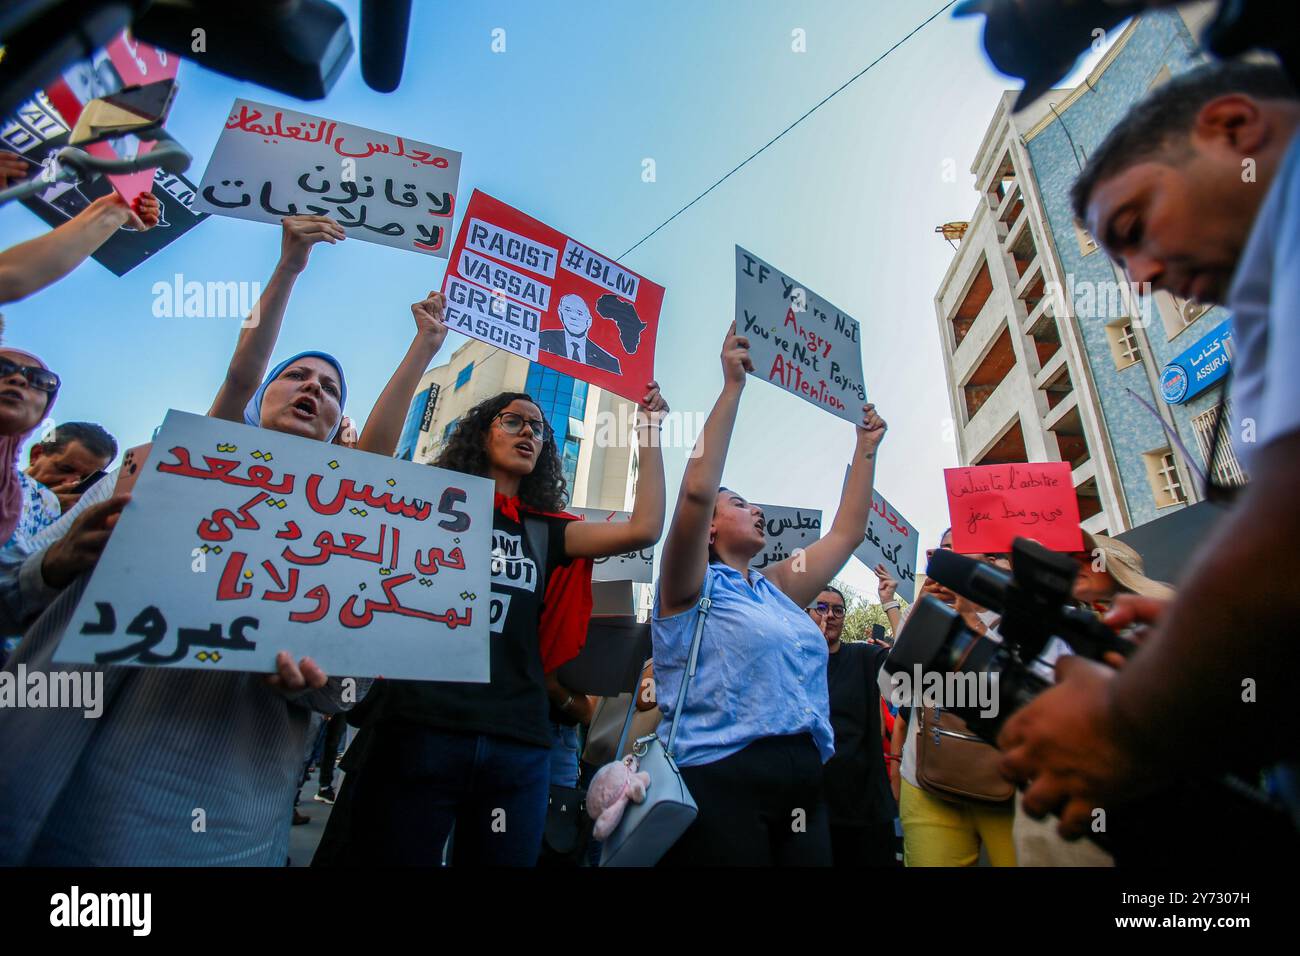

{"left": 323, "top": 384, "right": 667, "bottom": 866}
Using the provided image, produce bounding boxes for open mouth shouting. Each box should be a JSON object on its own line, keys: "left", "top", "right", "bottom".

{"left": 513, "top": 438, "right": 537, "bottom": 460}
{"left": 291, "top": 395, "right": 319, "bottom": 421}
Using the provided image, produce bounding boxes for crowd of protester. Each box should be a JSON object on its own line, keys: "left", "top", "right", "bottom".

{"left": 0, "top": 49, "right": 1297, "bottom": 868}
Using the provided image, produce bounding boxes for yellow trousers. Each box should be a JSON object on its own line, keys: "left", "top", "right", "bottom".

{"left": 899, "top": 779, "right": 1017, "bottom": 867}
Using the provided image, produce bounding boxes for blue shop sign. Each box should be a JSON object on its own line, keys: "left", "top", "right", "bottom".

{"left": 1160, "top": 320, "right": 1232, "bottom": 405}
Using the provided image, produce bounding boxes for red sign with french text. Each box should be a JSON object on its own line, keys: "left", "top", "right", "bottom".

{"left": 944, "top": 462, "right": 1084, "bottom": 554}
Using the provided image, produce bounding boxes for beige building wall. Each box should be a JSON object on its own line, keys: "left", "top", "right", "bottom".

{"left": 934, "top": 91, "right": 1128, "bottom": 536}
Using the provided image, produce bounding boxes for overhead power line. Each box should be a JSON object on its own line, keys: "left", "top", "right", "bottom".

{"left": 618, "top": 0, "right": 958, "bottom": 259}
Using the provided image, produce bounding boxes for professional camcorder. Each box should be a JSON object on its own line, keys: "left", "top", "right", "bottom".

{"left": 885, "top": 536, "right": 1132, "bottom": 742}
{"left": 889, "top": 535, "right": 1299, "bottom": 863}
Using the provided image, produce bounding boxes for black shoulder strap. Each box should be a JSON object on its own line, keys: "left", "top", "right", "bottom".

{"left": 523, "top": 514, "right": 551, "bottom": 598}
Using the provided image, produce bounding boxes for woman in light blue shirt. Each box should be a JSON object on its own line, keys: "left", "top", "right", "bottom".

{"left": 653, "top": 322, "right": 888, "bottom": 866}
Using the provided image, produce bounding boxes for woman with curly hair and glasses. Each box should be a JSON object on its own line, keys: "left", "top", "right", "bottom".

{"left": 320, "top": 381, "right": 668, "bottom": 866}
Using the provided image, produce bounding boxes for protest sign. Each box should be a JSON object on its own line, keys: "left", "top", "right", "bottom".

{"left": 752, "top": 502, "right": 823, "bottom": 573}
{"left": 57, "top": 411, "right": 493, "bottom": 681}
{"left": 843, "top": 468, "right": 918, "bottom": 602}
{"left": 944, "top": 462, "right": 1083, "bottom": 554}
{"left": 441, "top": 190, "right": 664, "bottom": 402}
{"left": 194, "top": 99, "right": 462, "bottom": 257}
{"left": 43, "top": 30, "right": 179, "bottom": 202}
{"left": 734, "top": 246, "right": 867, "bottom": 425}
{"left": 3, "top": 94, "right": 209, "bottom": 276}
{"left": 571, "top": 507, "right": 653, "bottom": 583}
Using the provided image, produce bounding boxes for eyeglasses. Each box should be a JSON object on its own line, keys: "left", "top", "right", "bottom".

{"left": 0, "top": 356, "right": 60, "bottom": 393}
{"left": 808, "top": 602, "right": 845, "bottom": 619}
{"left": 494, "top": 411, "right": 549, "bottom": 444}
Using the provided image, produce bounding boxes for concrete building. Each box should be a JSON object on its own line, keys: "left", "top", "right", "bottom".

{"left": 394, "top": 337, "right": 639, "bottom": 513}
{"left": 932, "top": 7, "right": 1246, "bottom": 538}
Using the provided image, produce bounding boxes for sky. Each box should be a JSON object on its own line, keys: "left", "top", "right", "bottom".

{"left": 0, "top": 0, "right": 1113, "bottom": 602}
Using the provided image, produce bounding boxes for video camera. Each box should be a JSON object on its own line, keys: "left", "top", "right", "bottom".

{"left": 889, "top": 536, "right": 1300, "bottom": 863}
{"left": 884, "top": 536, "right": 1133, "bottom": 742}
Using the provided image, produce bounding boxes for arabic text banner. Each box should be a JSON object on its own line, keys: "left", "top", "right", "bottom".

{"left": 193, "top": 99, "right": 462, "bottom": 257}
{"left": 752, "top": 503, "right": 823, "bottom": 573}
{"left": 56, "top": 411, "right": 493, "bottom": 681}
{"left": 734, "top": 246, "right": 867, "bottom": 425}
{"left": 846, "top": 474, "right": 918, "bottom": 603}
{"left": 944, "top": 462, "right": 1083, "bottom": 554}
{"left": 570, "top": 507, "right": 653, "bottom": 583}
{"left": 3, "top": 94, "right": 208, "bottom": 276}
{"left": 441, "top": 190, "right": 664, "bottom": 402}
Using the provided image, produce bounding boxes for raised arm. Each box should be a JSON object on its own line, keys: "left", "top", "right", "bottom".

{"left": 565, "top": 381, "right": 668, "bottom": 558}
{"left": 355, "top": 291, "right": 448, "bottom": 456}
{"left": 657, "top": 323, "right": 752, "bottom": 617}
{"left": 766, "top": 403, "right": 887, "bottom": 608}
{"left": 874, "top": 562, "right": 904, "bottom": 634}
{"left": 0, "top": 190, "right": 159, "bottom": 305}
{"left": 207, "top": 215, "right": 345, "bottom": 423}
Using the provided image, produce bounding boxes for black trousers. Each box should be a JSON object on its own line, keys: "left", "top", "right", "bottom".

{"left": 830, "top": 821, "right": 900, "bottom": 867}
{"left": 660, "top": 733, "right": 832, "bottom": 867}
{"left": 319, "top": 714, "right": 348, "bottom": 790}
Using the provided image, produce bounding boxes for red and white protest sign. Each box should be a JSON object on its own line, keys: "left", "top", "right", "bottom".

{"left": 441, "top": 190, "right": 664, "bottom": 402}
{"left": 943, "top": 462, "right": 1084, "bottom": 554}
{"left": 44, "top": 30, "right": 179, "bottom": 203}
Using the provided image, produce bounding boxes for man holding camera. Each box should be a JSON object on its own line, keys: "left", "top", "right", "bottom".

{"left": 996, "top": 61, "right": 1300, "bottom": 841}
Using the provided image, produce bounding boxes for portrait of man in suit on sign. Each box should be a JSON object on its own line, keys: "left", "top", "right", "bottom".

{"left": 539, "top": 293, "right": 623, "bottom": 374}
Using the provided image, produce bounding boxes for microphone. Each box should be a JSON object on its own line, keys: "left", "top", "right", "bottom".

{"left": 54, "top": 142, "right": 192, "bottom": 178}
{"left": 360, "top": 0, "right": 413, "bottom": 93}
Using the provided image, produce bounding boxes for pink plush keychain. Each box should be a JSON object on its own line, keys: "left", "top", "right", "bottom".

{"left": 587, "top": 754, "right": 651, "bottom": 840}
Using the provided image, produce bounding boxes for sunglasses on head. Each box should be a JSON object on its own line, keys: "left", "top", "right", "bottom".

{"left": 493, "top": 411, "right": 549, "bottom": 443}
{"left": 808, "top": 602, "right": 845, "bottom": 619}
{"left": 0, "top": 356, "right": 59, "bottom": 393}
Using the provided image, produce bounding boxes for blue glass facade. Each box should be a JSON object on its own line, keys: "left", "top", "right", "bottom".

{"left": 524, "top": 364, "right": 587, "bottom": 494}
{"left": 1023, "top": 11, "right": 1227, "bottom": 524}
{"left": 396, "top": 386, "right": 430, "bottom": 461}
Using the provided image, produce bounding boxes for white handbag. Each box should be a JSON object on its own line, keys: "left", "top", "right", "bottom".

{"left": 599, "top": 574, "right": 715, "bottom": 867}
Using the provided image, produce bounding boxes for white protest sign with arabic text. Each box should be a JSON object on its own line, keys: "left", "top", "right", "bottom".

{"left": 842, "top": 466, "right": 918, "bottom": 602}
{"left": 194, "top": 99, "right": 462, "bottom": 256}
{"left": 735, "top": 246, "right": 867, "bottom": 425}
{"left": 57, "top": 411, "right": 493, "bottom": 681}
{"left": 571, "top": 507, "right": 653, "bottom": 583}
{"left": 752, "top": 503, "right": 823, "bottom": 573}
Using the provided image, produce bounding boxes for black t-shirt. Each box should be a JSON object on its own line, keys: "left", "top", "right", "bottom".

{"left": 823, "top": 641, "right": 896, "bottom": 826}
{"left": 380, "top": 509, "right": 573, "bottom": 749}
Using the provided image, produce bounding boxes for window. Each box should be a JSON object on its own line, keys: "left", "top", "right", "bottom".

{"left": 1105, "top": 320, "right": 1141, "bottom": 370}
{"left": 1157, "top": 293, "right": 1208, "bottom": 341}
{"left": 1143, "top": 448, "right": 1187, "bottom": 508}
{"left": 1074, "top": 221, "right": 1099, "bottom": 257}
{"left": 442, "top": 417, "right": 460, "bottom": 442}
{"left": 1191, "top": 403, "right": 1248, "bottom": 488}
{"left": 454, "top": 362, "right": 474, "bottom": 390}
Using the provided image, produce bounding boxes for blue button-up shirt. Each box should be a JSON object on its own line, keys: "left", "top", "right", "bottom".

{"left": 652, "top": 562, "right": 834, "bottom": 769}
